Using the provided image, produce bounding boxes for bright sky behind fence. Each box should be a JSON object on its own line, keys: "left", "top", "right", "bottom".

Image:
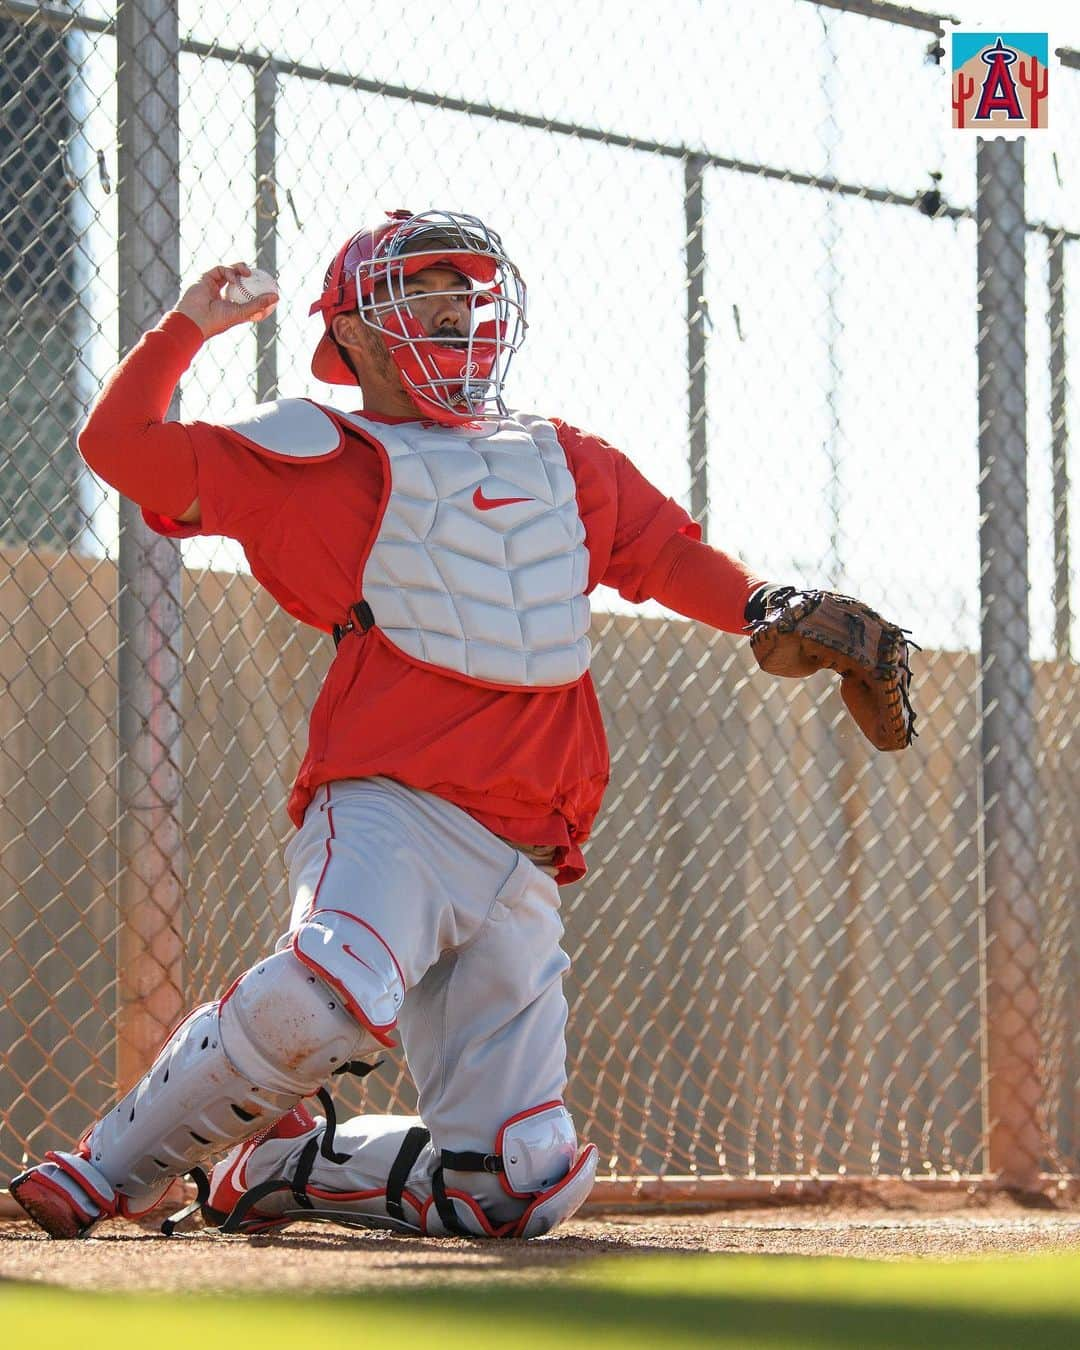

{"left": 66, "top": 0, "right": 1080, "bottom": 657}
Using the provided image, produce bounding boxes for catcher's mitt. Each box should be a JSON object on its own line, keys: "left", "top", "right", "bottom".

{"left": 748, "top": 589, "right": 917, "bottom": 751}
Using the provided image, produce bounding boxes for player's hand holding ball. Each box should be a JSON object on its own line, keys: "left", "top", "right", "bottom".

{"left": 175, "top": 262, "right": 279, "bottom": 339}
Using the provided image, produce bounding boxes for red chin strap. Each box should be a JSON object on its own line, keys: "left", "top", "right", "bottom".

{"left": 376, "top": 307, "right": 504, "bottom": 426}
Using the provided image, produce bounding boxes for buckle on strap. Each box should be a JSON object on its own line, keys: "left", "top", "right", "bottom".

{"left": 440, "top": 1148, "right": 504, "bottom": 1175}
{"left": 332, "top": 600, "right": 376, "bottom": 648}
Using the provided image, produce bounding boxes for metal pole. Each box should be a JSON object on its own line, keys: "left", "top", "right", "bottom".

{"left": 685, "top": 154, "right": 709, "bottom": 540}
{"left": 1049, "top": 233, "right": 1072, "bottom": 661}
{"left": 254, "top": 59, "right": 278, "bottom": 403}
{"left": 115, "top": 0, "right": 185, "bottom": 1092}
{"left": 975, "top": 137, "right": 1042, "bottom": 1190}
{"left": 818, "top": 7, "right": 842, "bottom": 589}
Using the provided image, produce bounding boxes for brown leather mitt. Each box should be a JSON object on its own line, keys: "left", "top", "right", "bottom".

{"left": 749, "top": 590, "right": 917, "bottom": 751}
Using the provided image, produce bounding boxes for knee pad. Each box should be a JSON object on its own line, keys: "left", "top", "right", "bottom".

{"left": 497, "top": 1103, "right": 578, "bottom": 1195}
{"left": 219, "top": 948, "right": 374, "bottom": 1096}
{"left": 290, "top": 908, "right": 405, "bottom": 1047}
{"left": 430, "top": 1103, "right": 598, "bottom": 1239}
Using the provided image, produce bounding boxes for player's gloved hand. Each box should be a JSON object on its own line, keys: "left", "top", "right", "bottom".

{"left": 746, "top": 587, "right": 918, "bottom": 752}
{"left": 175, "top": 263, "right": 278, "bottom": 339}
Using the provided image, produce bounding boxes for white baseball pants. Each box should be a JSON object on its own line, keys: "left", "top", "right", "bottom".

{"left": 280, "top": 776, "right": 572, "bottom": 1217}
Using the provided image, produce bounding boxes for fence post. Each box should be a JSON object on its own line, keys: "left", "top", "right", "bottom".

{"left": 1049, "top": 232, "right": 1072, "bottom": 660}
{"left": 114, "top": 0, "right": 185, "bottom": 1092}
{"left": 975, "top": 136, "right": 1042, "bottom": 1190}
{"left": 685, "top": 153, "right": 709, "bottom": 540}
{"left": 254, "top": 58, "right": 278, "bottom": 403}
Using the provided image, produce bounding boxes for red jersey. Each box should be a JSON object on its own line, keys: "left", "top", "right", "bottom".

{"left": 80, "top": 313, "right": 760, "bottom": 882}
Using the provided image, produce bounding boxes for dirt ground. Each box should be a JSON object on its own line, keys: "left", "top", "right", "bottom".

{"left": 4, "top": 1197, "right": 1080, "bottom": 1292}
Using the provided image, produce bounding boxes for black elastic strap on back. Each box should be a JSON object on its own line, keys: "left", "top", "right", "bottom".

{"left": 333, "top": 1057, "right": 383, "bottom": 1079}
{"left": 430, "top": 1165, "right": 473, "bottom": 1237}
{"left": 317, "top": 1059, "right": 382, "bottom": 1163}
{"left": 385, "top": 1125, "right": 431, "bottom": 1223}
{"left": 440, "top": 1148, "right": 503, "bottom": 1175}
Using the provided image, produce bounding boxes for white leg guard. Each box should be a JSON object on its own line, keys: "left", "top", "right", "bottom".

{"left": 204, "top": 1100, "right": 597, "bottom": 1240}
{"left": 12, "top": 950, "right": 375, "bottom": 1236}
{"left": 90, "top": 950, "right": 373, "bottom": 1212}
{"left": 86, "top": 1001, "right": 298, "bottom": 1217}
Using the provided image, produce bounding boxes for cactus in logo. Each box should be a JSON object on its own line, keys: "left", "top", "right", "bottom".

{"left": 952, "top": 72, "right": 975, "bottom": 127}
{"left": 1018, "top": 57, "right": 1048, "bottom": 128}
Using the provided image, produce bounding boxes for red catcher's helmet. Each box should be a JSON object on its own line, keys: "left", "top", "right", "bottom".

{"left": 308, "top": 209, "right": 527, "bottom": 425}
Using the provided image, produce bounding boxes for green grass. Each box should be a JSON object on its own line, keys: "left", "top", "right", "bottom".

{"left": 6, "top": 1250, "right": 1080, "bottom": 1348}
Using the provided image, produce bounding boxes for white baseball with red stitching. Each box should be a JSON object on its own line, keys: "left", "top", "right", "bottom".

{"left": 224, "top": 267, "right": 279, "bottom": 304}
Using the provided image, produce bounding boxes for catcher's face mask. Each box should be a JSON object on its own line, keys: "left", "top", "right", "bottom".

{"left": 309, "top": 209, "right": 528, "bottom": 426}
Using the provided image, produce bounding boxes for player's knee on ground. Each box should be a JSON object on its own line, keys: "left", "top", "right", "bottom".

{"left": 431, "top": 1103, "right": 598, "bottom": 1239}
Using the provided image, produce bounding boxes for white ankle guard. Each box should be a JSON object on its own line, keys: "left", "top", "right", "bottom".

{"left": 426, "top": 1142, "right": 598, "bottom": 1238}
{"left": 513, "top": 1144, "right": 597, "bottom": 1238}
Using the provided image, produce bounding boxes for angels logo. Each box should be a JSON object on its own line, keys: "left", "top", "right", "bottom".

{"left": 952, "top": 33, "right": 1048, "bottom": 131}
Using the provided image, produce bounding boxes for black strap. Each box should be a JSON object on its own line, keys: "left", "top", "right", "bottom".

{"left": 333, "top": 1057, "right": 383, "bottom": 1079}
{"left": 440, "top": 1148, "right": 503, "bottom": 1175}
{"left": 207, "top": 1133, "right": 321, "bottom": 1235}
{"left": 332, "top": 600, "right": 376, "bottom": 648}
{"left": 217, "top": 1178, "right": 292, "bottom": 1234}
{"left": 315, "top": 1059, "right": 383, "bottom": 1163}
{"left": 430, "top": 1165, "right": 472, "bottom": 1237}
{"left": 743, "top": 582, "right": 797, "bottom": 626}
{"left": 160, "top": 1166, "right": 212, "bottom": 1237}
{"left": 289, "top": 1136, "right": 320, "bottom": 1209}
{"left": 385, "top": 1125, "right": 431, "bottom": 1223}
{"left": 315, "top": 1086, "right": 351, "bottom": 1165}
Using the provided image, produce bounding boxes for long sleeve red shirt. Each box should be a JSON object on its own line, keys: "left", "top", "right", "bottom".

{"left": 79, "top": 313, "right": 762, "bottom": 881}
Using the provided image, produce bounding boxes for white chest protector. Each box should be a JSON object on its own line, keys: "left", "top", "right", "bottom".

{"left": 222, "top": 400, "right": 592, "bottom": 689}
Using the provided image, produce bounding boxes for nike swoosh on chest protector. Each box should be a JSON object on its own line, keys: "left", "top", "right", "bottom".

{"left": 472, "top": 485, "right": 533, "bottom": 510}
{"left": 347, "top": 411, "right": 592, "bottom": 688}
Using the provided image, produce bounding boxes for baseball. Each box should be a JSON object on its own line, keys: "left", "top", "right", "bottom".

{"left": 224, "top": 267, "right": 279, "bottom": 305}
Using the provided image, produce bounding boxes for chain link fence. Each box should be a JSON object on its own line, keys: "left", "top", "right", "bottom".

{"left": 1, "top": 0, "right": 1077, "bottom": 1205}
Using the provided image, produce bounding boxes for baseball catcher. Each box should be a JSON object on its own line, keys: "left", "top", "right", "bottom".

{"left": 10, "top": 209, "right": 915, "bottom": 1241}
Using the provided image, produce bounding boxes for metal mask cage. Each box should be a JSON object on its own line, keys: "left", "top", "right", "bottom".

{"left": 353, "top": 211, "right": 527, "bottom": 418}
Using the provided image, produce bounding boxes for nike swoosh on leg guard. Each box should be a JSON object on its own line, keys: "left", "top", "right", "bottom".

{"left": 291, "top": 909, "right": 405, "bottom": 1046}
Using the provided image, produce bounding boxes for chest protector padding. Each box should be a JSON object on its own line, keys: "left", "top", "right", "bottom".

{"left": 343, "top": 412, "right": 591, "bottom": 688}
